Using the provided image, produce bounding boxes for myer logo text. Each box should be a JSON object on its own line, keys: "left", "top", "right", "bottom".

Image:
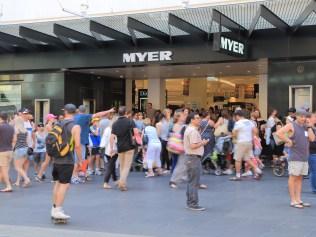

{"left": 220, "top": 36, "right": 244, "bottom": 56}
{"left": 123, "top": 51, "right": 173, "bottom": 63}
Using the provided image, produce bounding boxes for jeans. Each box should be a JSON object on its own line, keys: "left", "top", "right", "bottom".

{"left": 186, "top": 155, "right": 202, "bottom": 207}
{"left": 104, "top": 154, "right": 118, "bottom": 183}
{"left": 171, "top": 153, "right": 178, "bottom": 174}
{"left": 160, "top": 139, "right": 170, "bottom": 170}
{"left": 309, "top": 154, "right": 316, "bottom": 193}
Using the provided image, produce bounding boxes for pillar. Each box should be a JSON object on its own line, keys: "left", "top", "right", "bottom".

{"left": 148, "top": 78, "right": 166, "bottom": 110}
{"left": 125, "top": 79, "right": 133, "bottom": 111}
{"left": 259, "top": 74, "right": 268, "bottom": 119}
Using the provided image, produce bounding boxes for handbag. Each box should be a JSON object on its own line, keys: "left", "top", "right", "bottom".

{"left": 214, "top": 122, "right": 228, "bottom": 137}
{"left": 167, "top": 132, "right": 184, "bottom": 154}
{"left": 142, "top": 128, "right": 149, "bottom": 146}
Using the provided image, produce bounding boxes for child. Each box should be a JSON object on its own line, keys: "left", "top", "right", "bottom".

{"left": 33, "top": 123, "right": 47, "bottom": 176}
{"left": 88, "top": 118, "right": 102, "bottom": 176}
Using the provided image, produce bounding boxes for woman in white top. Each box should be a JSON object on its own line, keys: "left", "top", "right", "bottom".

{"left": 143, "top": 118, "right": 162, "bottom": 177}
{"left": 100, "top": 118, "right": 118, "bottom": 189}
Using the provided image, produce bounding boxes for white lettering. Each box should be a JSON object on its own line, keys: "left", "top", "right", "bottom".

{"left": 123, "top": 53, "right": 136, "bottom": 63}
{"left": 160, "top": 51, "right": 172, "bottom": 61}
{"left": 148, "top": 52, "right": 159, "bottom": 61}
{"left": 220, "top": 36, "right": 245, "bottom": 56}
{"left": 221, "top": 37, "right": 229, "bottom": 50}
{"left": 135, "top": 52, "right": 147, "bottom": 62}
{"left": 233, "top": 42, "right": 239, "bottom": 53}
{"left": 228, "top": 40, "right": 234, "bottom": 51}
{"left": 239, "top": 43, "right": 244, "bottom": 55}
{"left": 123, "top": 51, "right": 173, "bottom": 63}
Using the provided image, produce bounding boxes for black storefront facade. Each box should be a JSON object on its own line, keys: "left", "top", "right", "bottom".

{"left": 1, "top": 0, "right": 316, "bottom": 121}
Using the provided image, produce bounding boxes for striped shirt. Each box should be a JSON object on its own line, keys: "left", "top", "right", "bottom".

{"left": 15, "top": 132, "right": 28, "bottom": 149}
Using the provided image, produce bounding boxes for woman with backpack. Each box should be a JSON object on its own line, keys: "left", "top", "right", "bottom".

{"left": 12, "top": 117, "right": 31, "bottom": 187}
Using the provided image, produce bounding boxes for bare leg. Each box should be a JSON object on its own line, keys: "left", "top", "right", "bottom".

{"left": 0, "top": 166, "right": 12, "bottom": 190}
{"left": 55, "top": 183, "right": 70, "bottom": 207}
{"left": 288, "top": 175, "right": 298, "bottom": 204}
{"left": 295, "top": 175, "right": 303, "bottom": 203}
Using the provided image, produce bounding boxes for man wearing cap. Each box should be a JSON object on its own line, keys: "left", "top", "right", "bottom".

{"left": 51, "top": 104, "right": 82, "bottom": 220}
{"left": 276, "top": 109, "right": 315, "bottom": 209}
{"left": 72, "top": 105, "right": 115, "bottom": 183}
{"left": 230, "top": 109, "right": 263, "bottom": 181}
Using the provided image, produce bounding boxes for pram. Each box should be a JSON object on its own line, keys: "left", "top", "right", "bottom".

{"left": 202, "top": 135, "right": 232, "bottom": 176}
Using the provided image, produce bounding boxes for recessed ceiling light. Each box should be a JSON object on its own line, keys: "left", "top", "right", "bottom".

{"left": 226, "top": 65, "right": 231, "bottom": 68}
{"left": 119, "top": 75, "right": 124, "bottom": 78}
{"left": 90, "top": 71, "right": 95, "bottom": 74}
{"left": 115, "top": 70, "right": 120, "bottom": 73}
{"left": 247, "top": 70, "right": 251, "bottom": 73}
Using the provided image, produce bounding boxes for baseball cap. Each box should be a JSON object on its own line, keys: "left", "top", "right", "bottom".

{"left": 21, "top": 108, "right": 31, "bottom": 114}
{"left": 63, "top": 104, "right": 77, "bottom": 114}
{"left": 46, "top": 113, "right": 57, "bottom": 121}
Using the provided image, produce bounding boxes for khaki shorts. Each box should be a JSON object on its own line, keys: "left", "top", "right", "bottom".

{"left": 0, "top": 151, "right": 13, "bottom": 167}
{"left": 234, "top": 142, "right": 253, "bottom": 161}
{"left": 288, "top": 161, "right": 309, "bottom": 176}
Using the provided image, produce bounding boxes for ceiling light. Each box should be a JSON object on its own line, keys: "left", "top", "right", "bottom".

{"left": 115, "top": 70, "right": 120, "bottom": 73}
{"left": 226, "top": 65, "right": 231, "bottom": 68}
{"left": 119, "top": 75, "right": 124, "bottom": 78}
{"left": 90, "top": 71, "right": 94, "bottom": 74}
{"left": 207, "top": 76, "right": 218, "bottom": 82}
{"left": 247, "top": 70, "right": 251, "bottom": 73}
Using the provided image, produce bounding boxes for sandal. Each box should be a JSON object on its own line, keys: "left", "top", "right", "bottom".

{"left": 199, "top": 184, "right": 208, "bottom": 189}
{"left": 13, "top": 183, "right": 20, "bottom": 187}
{"left": 290, "top": 203, "right": 304, "bottom": 209}
{"left": 22, "top": 180, "right": 31, "bottom": 188}
{"left": 145, "top": 173, "right": 155, "bottom": 178}
{"left": 230, "top": 177, "right": 242, "bottom": 181}
{"left": 299, "top": 202, "right": 311, "bottom": 207}
{"left": 0, "top": 188, "right": 13, "bottom": 193}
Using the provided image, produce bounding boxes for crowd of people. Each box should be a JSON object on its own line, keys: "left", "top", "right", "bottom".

{"left": 0, "top": 102, "right": 316, "bottom": 219}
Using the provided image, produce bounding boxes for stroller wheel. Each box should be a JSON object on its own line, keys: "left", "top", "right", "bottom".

{"left": 215, "top": 169, "right": 222, "bottom": 176}
{"left": 273, "top": 166, "right": 285, "bottom": 177}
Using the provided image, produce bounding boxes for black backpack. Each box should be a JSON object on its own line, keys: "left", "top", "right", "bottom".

{"left": 46, "top": 121, "right": 74, "bottom": 158}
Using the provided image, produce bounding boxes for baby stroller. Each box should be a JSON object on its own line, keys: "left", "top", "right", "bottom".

{"left": 202, "top": 135, "right": 232, "bottom": 176}
{"left": 272, "top": 156, "right": 288, "bottom": 177}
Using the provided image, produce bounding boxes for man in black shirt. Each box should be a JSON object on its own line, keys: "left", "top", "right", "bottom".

{"left": 51, "top": 104, "right": 82, "bottom": 220}
{"left": 110, "top": 106, "right": 138, "bottom": 191}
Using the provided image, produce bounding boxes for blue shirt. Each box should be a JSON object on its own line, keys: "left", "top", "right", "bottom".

{"left": 74, "top": 114, "right": 92, "bottom": 145}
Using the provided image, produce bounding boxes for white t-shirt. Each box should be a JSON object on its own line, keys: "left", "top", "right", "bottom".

{"left": 233, "top": 119, "right": 254, "bottom": 143}
{"left": 24, "top": 121, "right": 33, "bottom": 147}
{"left": 100, "top": 127, "right": 117, "bottom": 156}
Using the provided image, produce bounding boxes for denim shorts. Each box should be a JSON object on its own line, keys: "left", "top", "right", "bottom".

{"left": 14, "top": 147, "right": 28, "bottom": 160}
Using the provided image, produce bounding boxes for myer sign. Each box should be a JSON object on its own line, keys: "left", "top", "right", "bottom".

{"left": 123, "top": 51, "right": 173, "bottom": 63}
{"left": 213, "top": 33, "right": 247, "bottom": 57}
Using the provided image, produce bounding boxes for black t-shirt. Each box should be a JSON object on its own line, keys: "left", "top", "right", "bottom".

{"left": 112, "top": 117, "right": 136, "bottom": 153}
{"left": 310, "top": 128, "right": 316, "bottom": 154}
{"left": 0, "top": 122, "right": 14, "bottom": 152}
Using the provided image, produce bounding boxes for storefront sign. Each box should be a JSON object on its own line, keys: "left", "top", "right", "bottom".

{"left": 123, "top": 51, "right": 173, "bottom": 63}
{"left": 213, "top": 33, "right": 246, "bottom": 57}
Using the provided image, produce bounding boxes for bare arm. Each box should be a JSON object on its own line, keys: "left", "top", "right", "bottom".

{"left": 12, "top": 132, "right": 17, "bottom": 149}
{"left": 109, "top": 134, "right": 116, "bottom": 156}
{"left": 92, "top": 108, "right": 115, "bottom": 118}
{"left": 276, "top": 123, "right": 293, "bottom": 145}
{"left": 307, "top": 127, "right": 316, "bottom": 142}
{"left": 72, "top": 125, "right": 82, "bottom": 162}
{"left": 214, "top": 117, "right": 223, "bottom": 129}
{"left": 190, "top": 141, "right": 208, "bottom": 150}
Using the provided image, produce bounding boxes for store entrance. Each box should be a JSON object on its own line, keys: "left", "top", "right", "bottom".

{"left": 71, "top": 59, "right": 268, "bottom": 117}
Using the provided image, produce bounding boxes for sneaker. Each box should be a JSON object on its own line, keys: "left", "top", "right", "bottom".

{"left": 186, "top": 206, "right": 206, "bottom": 211}
{"left": 71, "top": 177, "right": 80, "bottom": 184}
{"left": 35, "top": 175, "right": 43, "bottom": 183}
{"left": 95, "top": 170, "right": 103, "bottom": 176}
{"left": 42, "top": 174, "right": 46, "bottom": 180}
{"left": 52, "top": 207, "right": 70, "bottom": 219}
{"left": 170, "top": 183, "right": 178, "bottom": 189}
{"left": 242, "top": 170, "right": 253, "bottom": 177}
{"left": 223, "top": 169, "right": 233, "bottom": 175}
{"left": 87, "top": 170, "right": 94, "bottom": 176}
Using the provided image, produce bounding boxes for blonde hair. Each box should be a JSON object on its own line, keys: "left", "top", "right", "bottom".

{"left": 143, "top": 118, "right": 151, "bottom": 126}
{"left": 15, "top": 117, "right": 27, "bottom": 133}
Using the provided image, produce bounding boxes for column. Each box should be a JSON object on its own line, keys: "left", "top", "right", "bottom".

{"left": 148, "top": 78, "right": 166, "bottom": 110}
{"left": 125, "top": 79, "right": 133, "bottom": 111}
{"left": 259, "top": 74, "right": 268, "bottom": 119}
